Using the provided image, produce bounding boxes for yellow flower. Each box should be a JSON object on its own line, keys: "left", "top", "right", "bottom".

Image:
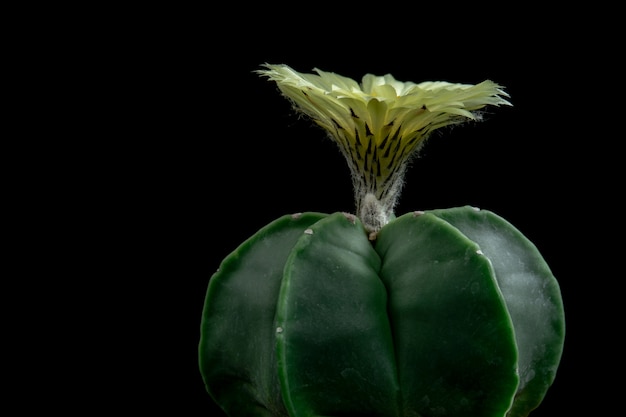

{"left": 257, "top": 63, "right": 511, "bottom": 236}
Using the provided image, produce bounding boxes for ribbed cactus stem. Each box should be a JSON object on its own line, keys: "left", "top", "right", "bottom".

{"left": 199, "top": 206, "right": 565, "bottom": 417}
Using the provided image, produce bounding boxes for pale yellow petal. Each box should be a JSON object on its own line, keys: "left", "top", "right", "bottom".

{"left": 258, "top": 64, "right": 511, "bottom": 233}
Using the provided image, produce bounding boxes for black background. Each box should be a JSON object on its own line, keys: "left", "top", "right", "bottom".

{"left": 83, "top": 4, "right": 618, "bottom": 416}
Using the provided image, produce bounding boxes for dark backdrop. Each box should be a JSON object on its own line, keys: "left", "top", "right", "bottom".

{"left": 100, "top": 5, "right": 614, "bottom": 416}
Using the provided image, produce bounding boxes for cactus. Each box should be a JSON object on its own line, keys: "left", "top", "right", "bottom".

{"left": 199, "top": 65, "right": 565, "bottom": 417}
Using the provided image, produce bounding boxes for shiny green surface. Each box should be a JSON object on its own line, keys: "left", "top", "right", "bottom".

{"left": 429, "top": 206, "right": 565, "bottom": 417}
{"left": 199, "top": 207, "right": 565, "bottom": 417}
{"left": 199, "top": 212, "right": 327, "bottom": 417}
{"left": 277, "top": 212, "right": 399, "bottom": 417}
{"left": 376, "top": 212, "right": 519, "bottom": 417}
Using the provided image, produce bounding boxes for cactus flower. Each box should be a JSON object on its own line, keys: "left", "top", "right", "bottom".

{"left": 256, "top": 63, "right": 511, "bottom": 235}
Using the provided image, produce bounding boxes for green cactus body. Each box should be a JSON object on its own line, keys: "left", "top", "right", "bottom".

{"left": 199, "top": 206, "right": 565, "bottom": 417}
